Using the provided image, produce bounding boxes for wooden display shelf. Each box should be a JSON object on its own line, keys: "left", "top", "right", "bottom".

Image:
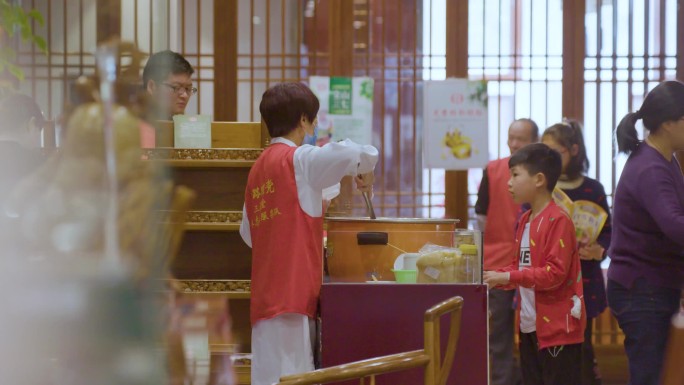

{"left": 180, "top": 210, "right": 243, "bottom": 232}
{"left": 157, "top": 120, "right": 265, "bottom": 385}
{"left": 184, "top": 222, "right": 241, "bottom": 231}
{"left": 173, "top": 279, "right": 251, "bottom": 299}
{"left": 234, "top": 364, "right": 251, "bottom": 385}
{"left": 143, "top": 148, "right": 263, "bottom": 168}
{"left": 152, "top": 159, "right": 257, "bottom": 168}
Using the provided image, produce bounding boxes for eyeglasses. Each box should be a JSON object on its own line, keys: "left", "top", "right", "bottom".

{"left": 162, "top": 83, "right": 198, "bottom": 96}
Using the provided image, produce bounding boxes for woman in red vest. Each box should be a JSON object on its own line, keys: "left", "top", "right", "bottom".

{"left": 240, "top": 82, "right": 378, "bottom": 385}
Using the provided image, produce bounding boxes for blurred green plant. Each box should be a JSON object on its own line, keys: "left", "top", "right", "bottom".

{"left": 0, "top": 0, "right": 47, "bottom": 92}
{"left": 360, "top": 79, "right": 374, "bottom": 101}
{"left": 469, "top": 79, "right": 488, "bottom": 107}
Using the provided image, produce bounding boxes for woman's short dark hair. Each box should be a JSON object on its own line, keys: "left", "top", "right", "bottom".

{"left": 542, "top": 119, "right": 589, "bottom": 180}
{"left": 259, "top": 82, "right": 319, "bottom": 137}
{"left": 142, "top": 50, "right": 194, "bottom": 87}
{"left": 616, "top": 80, "right": 684, "bottom": 154}
{"left": 509, "top": 143, "right": 562, "bottom": 193}
{"left": 0, "top": 93, "right": 45, "bottom": 134}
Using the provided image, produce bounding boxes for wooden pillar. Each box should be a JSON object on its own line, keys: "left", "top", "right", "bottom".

{"left": 325, "top": 0, "right": 355, "bottom": 217}
{"left": 445, "top": 0, "right": 468, "bottom": 227}
{"left": 214, "top": 0, "right": 238, "bottom": 121}
{"left": 562, "top": 0, "right": 585, "bottom": 121}
{"left": 96, "top": 0, "right": 121, "bottom": 43}
{"left": 328, "top": 0, "right": 354, "bottom": 77}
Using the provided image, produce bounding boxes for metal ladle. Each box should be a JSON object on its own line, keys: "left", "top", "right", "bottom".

{"left": 362, "top": 191, "right": 377, "bottom": 219}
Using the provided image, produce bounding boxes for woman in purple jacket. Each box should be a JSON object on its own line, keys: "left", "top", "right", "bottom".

{"left": 608, "top": 80, "right": 684, "bottom": 385}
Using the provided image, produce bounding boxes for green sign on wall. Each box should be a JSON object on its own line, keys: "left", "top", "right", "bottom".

{"left": 329, "top": 77, "right": 353, "bottom": 115}
{"left": 309, "top": 76, "right": 374, "bottom": 145}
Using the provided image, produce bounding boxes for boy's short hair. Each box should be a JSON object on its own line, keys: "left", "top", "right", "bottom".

{"left": 509, "top": 143, "right": 562, "bottom": 192}
{"left": 142, "top": 50, "right": 194, "bottom": 87}
{"left": 259, "top": 82, "right": 319, "bottom": 137}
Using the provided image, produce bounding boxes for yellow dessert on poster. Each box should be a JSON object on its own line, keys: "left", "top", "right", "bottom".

{"left": 442, "top": 128, "right": 476, "bottom": 159}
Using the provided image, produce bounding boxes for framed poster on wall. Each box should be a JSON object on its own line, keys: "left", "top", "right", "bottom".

{"left": 424, "top": 79, "right": 488, "bottom": 170}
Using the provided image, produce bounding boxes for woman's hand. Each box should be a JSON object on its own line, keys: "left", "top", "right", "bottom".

{"left": 355, "top": 172, "right": 374, "bottom": 193}
{"left": 579, "top": 243, "right": 605, "bottom": 261}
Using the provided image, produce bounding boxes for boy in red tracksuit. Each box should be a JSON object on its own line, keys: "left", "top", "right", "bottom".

{"left": 484, "top": 143, "right": 586, "bottom": 385}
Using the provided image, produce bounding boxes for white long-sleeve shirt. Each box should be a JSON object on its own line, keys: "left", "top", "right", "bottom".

{"left": 239, "top": 137, "right": 378, "bottom": 247}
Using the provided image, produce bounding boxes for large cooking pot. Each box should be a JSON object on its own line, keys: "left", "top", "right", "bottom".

{"left": 325, "top": 217, "right": 459, "bottom": 282}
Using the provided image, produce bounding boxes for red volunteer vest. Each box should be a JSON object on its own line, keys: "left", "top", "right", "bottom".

{"left": 484, "top": 157, "right": 520, "bottom": 270}
{"left": 245, "top": 143, "right": 323, "bottom": 325}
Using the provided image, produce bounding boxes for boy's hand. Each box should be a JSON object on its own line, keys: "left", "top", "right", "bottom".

{"left": 483, "top": 271, "right": 510, "bottom": 289}
{"left": 355, "top": 172, "right": 374, "bottom": 193}
{"left": 579, "top": 243, "right": 604, "bottom": 261}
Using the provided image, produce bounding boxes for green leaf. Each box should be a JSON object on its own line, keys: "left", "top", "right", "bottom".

{"left": 7, "top": 62, "right": 24, "bottom": 81}
{"left": 27, "top": 9, "right": 44, "bottom": 26}
{"left": 0, "top": 3, "right": 47, "bottom": 83}
{"left": 0, "top": 6, "right": 8, "bottom": 23}
{"left": 33, "top": 35, "right": 47, "bottom": 54}
{"left": 1, "top": 5, "right": 20, "bottom": 36}
{"left": 2, "top": 18, "right": 16, "bottom": 37}
{"left": 20, "top": 24, "right": 32, "bottom": 41}
{"left": 15, "top": 5, "right": 28, "bottom": 26}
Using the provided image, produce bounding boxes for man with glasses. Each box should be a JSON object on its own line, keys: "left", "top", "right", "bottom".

{"left": 142, "top": 50, "right": 196, "bottom": 120}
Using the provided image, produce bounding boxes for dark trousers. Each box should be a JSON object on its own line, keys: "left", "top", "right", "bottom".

{"left": 489, "top": 288, "right": 521, "bottom": 385}
{"left": 607, "top": 278, "right": 680, "bottom": 385}
{"left": 581, "top": 317, "right": 602, "bottom": 385}
{"left": 519, "top": 332, "right": 582, "bottom": 385}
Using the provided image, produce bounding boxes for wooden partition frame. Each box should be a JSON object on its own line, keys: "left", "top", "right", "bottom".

{"left": 444, "top": 0, "right": 469, "bottom": 226}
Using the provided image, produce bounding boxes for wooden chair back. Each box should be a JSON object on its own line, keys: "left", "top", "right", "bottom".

{"left": 277, "top": 296, "right": 464, "bottom": 385}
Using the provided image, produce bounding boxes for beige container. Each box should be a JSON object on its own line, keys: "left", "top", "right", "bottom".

{"left": 416, "top": 248, "right": 462, "bottom": 283}
{"left": 414, "top": 244, "right": 481, "bottom": 284}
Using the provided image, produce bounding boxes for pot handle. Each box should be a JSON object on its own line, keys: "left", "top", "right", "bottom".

{"left": 357, "top": 232, "right": 388, "bottom": 245}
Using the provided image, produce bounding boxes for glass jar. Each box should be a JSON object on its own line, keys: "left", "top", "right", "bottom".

{"left": 458, "top": 243, "right": 480, "bottom": 284}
